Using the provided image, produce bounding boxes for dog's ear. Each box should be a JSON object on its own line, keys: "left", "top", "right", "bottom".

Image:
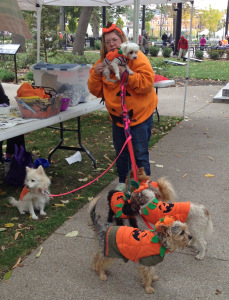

{"left": 121, "top": 43, "right": 128, "bottom": 56}
{"left": 160, "top": 224, "right": 169, "bottom": 235}
{"left": 26, "top": 166, "right": 31, "bottom": 172}
{"left": 37, "top": 165, "right": 45, "bottom": 174}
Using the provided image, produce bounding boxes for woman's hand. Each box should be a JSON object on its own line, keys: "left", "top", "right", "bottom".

{"left": 94, "top": 62, "right": 105, "bottom": 74}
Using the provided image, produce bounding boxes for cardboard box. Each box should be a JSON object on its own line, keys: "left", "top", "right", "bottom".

{"left": 31, "top": 63, "right": 91, "bottom": 106}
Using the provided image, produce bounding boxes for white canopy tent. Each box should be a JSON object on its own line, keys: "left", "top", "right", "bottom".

{"left": 16, "top": 0, "right": 194, "bottom": 117}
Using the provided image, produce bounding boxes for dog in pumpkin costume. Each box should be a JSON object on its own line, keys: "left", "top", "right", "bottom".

{"left": 9, "top": 166, "right": 51, "bottom": 220}
{"left": 107, "top": 167, "right": 176, "bottom": 227}
{"left": 131, "top": 186, "right": 213, "bottom": 260}
{"left": 103, "top": 42, "right": 139, "bottom": 83}
{"left": 89, "top": 197, "right": 192, "bottom": 294}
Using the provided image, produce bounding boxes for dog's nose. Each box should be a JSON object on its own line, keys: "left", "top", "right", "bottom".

{"left": 188, "top": 235, "right": 192, "bottom": 240}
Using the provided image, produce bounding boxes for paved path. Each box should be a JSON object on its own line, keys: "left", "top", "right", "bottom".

{"left": 1, "top": 83, "right": 229, "bottom": 300}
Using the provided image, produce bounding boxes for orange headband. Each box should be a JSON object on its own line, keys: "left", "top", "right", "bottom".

{"left": 102, "top": 23, "right": 123, "bottom": 35}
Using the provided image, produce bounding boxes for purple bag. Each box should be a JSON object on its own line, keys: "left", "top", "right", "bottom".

{"left": 4, "top": 145, "right": 34, "bottom": 187}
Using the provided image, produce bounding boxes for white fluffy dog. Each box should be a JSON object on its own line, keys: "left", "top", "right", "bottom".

{"left": 131, "top": 187, "right": 213, "bottom": 260}
{"left": 9, "top": 166, "right": 51, "bottom": 220}
{"left": 103, "top": 42, "right": 139, "bottom": 82}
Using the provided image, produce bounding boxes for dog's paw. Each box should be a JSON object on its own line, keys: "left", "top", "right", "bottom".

{"left": 145, "top": 286, "right": 154, "bottom": 294}
{"left": 31, "top": 215, "right": 38, "bottom": 220}
{"left": 129, "top": 69, "right": 134, "bottom": 75}
{"left": 99, "top": 272, "right": 108, "bottom": 281}
{"left": 195, "top": 253, "right": 205, "bottom": 260}
{"left": 115, "top": 73, "right": 120, "bottom": 80}
{"left": 19, "top": 211, "right": 25, "bottom": 215}
{"left": 152, "top": 274, "right": 159, "bottom": 282}
{"left": 40, "top": 211, "right": 46, "bottom": 216}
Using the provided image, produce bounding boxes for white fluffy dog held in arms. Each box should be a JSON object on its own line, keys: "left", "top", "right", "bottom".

{"left": 9, "top": 166, "right": 51, "bottom": 220}
{"left": 103, "top": 41, "right": 139, "bottom": 82}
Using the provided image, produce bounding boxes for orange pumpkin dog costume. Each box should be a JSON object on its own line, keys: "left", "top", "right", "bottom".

{"left": 140, "top": 198, "right": 190, "bottom": 224}
{"left": 105, "top": 217, "right": 173, "bottom": 266}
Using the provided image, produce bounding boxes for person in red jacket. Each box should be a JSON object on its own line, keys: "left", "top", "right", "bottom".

{"left": 177, "top": 35, "right": 188, "bottom": 60}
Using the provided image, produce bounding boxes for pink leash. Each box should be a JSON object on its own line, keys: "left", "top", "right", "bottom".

{"left": 50, "top": 136, "right": 132, "bottom": 197}
{"left": 120, "top": 71, "right": 138, "bottom": 182}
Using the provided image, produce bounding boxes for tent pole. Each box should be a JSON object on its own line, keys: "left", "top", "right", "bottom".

{"left": 133, "top": 0, "right": 140, "bottom": 43}
{"left": 36, "top": 4, "right": 42, "bottom": 62}
{"left": 183, "top": 1, "right": 194, "bottom": 119}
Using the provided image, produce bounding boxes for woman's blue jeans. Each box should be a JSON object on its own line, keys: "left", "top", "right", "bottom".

{"left": 112, "top": 114, "right": 153, "bottom": 183}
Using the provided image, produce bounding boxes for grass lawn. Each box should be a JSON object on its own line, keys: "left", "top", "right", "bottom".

{"left": 149, "top": 57, "right": 229, "bottom": 81}
{"left": 0, "top": 111, "right": 182, "bottom": 279}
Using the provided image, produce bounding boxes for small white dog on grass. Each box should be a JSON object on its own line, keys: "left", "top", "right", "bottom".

{"left": 9, "top": 166, "right": 51, "bottom": 220}
{"left": 103, "top": 42, "right": 139, "bottom": 83}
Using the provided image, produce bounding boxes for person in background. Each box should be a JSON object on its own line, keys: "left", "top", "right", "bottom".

{"left": 199, "top": 34, "right": 206, "bottom": 50}
{"left": 162, "top": 32, "right": 168, "bottom": 46}
{"left": 0, "top": 82, "right": 25, "bottom": 163}
{"left": 87, "top": 22, "right": 158, "bottom": 192}
{"left": 168, "top": 34, "right": 173, "bottom": 43}
{"left": 177, "top": 35, "right": 188, "bottom": 61}
{"left": 141, "top": 30, "right": 149, "bottom": 56}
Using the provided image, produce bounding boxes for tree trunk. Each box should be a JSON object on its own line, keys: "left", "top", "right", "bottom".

{"left": 11, "top": 34, "right": 26, "bottom": 53}
{"left": 92, "top": 14, "right": 99, "bottom": 38}
{"left": 59, "top": 7, "right": 65, "bottom": 32}
{"left": 72, "top": 7, "right": 94, "bottom": 55}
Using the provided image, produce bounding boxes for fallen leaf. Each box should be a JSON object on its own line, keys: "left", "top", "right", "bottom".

{"left": 0, "top": 228, "right": 7, "bottom": 232}
{"left": 78, "top": 171, "right": 85, "bottom": 175}
{"left": 104, "top": 154, "right": 112, "bottom": 162}
{"left": 92, "top": 168, "right": 104, "bottom": 172}
{"left": 14, "top": 232, "right": 21, "bottom": 240}
{"left": 53, "top": 203, "right": 65, "bottom": 207}
{"left": 78, "top": 177, "right": 88, "bottom": 182}
{"left": 60, "top": 200, "right": 69, "bottom": 204}
{"left": 1, "top": 245, "right": 6, "bottom": 251}
{"left": 3, "top": 270, "right": 12, "bottom": 281}
{"left": 35, "top": 247, "right": 43, "bottom": 258}
{"left": 66, "top": 231, "right": 79, "bottom": 237}
{"left": 5, "top": 223, "right": 14, "bottom": 228}
{"left": 155, "top": 164, "right": 163, "bottom": 168}
{"left": 205, "top": 174, "right": 215, "bottom": 177}
{"left": 215, "top": 289, "right": 222, "bottom": 295}
{"left": 12, "top": 257, "right": 22, "bottom": 269}
{"left": 88, "top": 197, "right": 93, "bottom": 202}
{"left": 149, "top": 160, "right": 155, "bottom": 164}
{"left": 207, "top": 156, "right": 214, "bottom": 161}
{"left": 88, "top": 174, "right": 93, "bottom": 179}
{"left": 182, "top": 174, "right": 188, "bottom": 178}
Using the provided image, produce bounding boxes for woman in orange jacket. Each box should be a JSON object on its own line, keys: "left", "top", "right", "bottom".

{"left": 87, "top": 22, "right": 158, "bottom": 192}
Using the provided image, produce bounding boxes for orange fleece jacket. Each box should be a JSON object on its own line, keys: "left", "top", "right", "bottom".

{"left": 87, "top": 51, "right": 158, "bottom": 127}
{"left": 141, "top": 200, "right": 191, "bottom": 224}
{"left": 110, "top": 191, "right": 131, "bottom": 219}
{"left": 106, "top": 226, "right": 167, "bottom": 263}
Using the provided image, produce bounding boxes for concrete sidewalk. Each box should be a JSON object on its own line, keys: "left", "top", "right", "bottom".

{"left": 1, "top": 83, "right": 229, "bottom": 299}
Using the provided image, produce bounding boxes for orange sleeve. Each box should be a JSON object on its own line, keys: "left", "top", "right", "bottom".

{"left": 87, "top": 59, "right": 104, "bottom": 98}
{"left": 126, "top": 51, "right": 155, "bottom": 95}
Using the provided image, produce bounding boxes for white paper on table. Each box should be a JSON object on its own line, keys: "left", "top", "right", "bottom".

{"left": 65, "top": 151, "right": 82, "bottom": 165}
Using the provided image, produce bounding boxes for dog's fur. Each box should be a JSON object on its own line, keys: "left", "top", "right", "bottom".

{"left": 89, "top": 197, "right": 192, "bottom": 294}
{"left": 127, "top": 167, "right": 176, "bottom": 202}
{"left": 103, "top": 42, "right": 139, "bottom": 83}
{"left": 107, "top": 167, "right": 176, "bottom": 227}
{"left": 9, "top": 166, "right": 51, "bottom": 220}
{"left": 131, "top": 187, "right": 213, "bottom": 260}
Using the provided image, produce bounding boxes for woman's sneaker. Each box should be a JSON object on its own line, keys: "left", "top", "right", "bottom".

{"left": 114, "top": 183, "right": 126, "bottom": 192}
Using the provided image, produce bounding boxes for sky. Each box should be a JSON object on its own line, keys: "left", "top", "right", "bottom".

{"left": 194, "top": 0, "right": 228, "bottom": 11}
